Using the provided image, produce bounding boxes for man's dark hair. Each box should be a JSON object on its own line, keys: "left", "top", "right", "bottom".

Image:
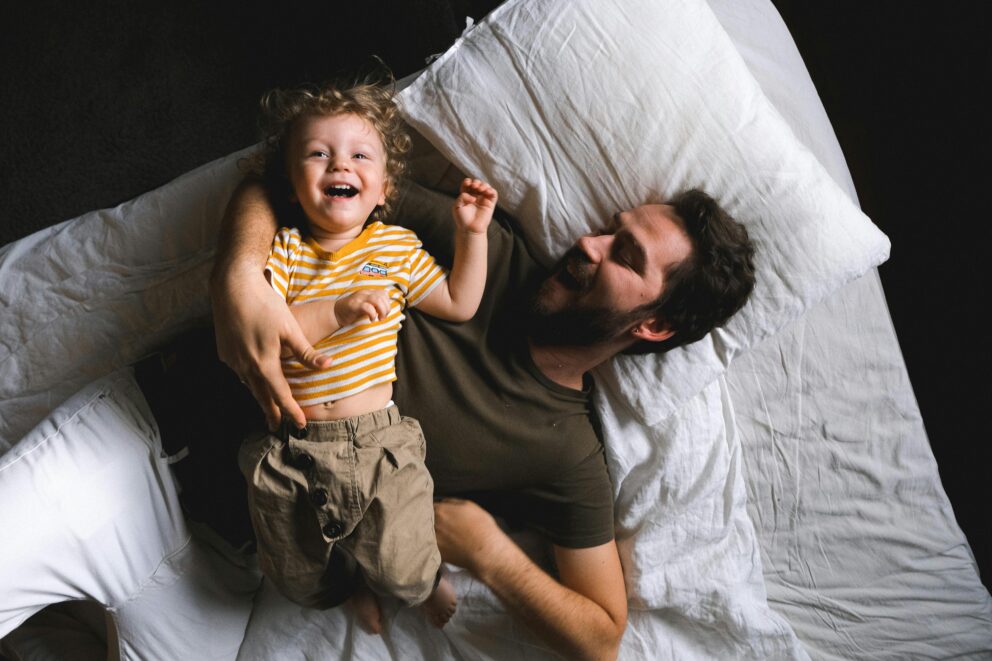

{"left": 625, "top": 189, "right": 756, "bottom": 355}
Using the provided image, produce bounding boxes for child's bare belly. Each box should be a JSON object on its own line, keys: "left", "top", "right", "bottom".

{"left": 301, "top": 382, "right": 394, "bottom": 421}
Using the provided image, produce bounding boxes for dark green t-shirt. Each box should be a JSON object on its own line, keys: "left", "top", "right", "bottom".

{"left": 392, "top": 183, "right": 615, "bottom": 549}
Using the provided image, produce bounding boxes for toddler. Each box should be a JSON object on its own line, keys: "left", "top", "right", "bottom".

{"left": 237, "top": 78, "right": 496, "bottom": 631}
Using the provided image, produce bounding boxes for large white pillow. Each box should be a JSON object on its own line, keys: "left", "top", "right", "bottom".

{"left": 398, "top": 0, "right": 890, "bottom": 425}
{"left": 0, "top": 368, "right": 258, "bottom": 657}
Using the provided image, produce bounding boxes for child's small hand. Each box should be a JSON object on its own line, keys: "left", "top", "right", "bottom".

{"left": 452, "top": 178, "right": 498, "bottom": 235}
{"left": 335, "top": 289, "right": 391, "bottom": 326}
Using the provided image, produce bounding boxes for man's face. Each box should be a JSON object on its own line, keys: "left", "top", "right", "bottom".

{"left": 528, "top": 204, "right": 692, "bottom": 346}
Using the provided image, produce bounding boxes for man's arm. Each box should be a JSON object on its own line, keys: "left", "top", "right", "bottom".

{"left": 209, "top": 178, "right": 327, "bottom": 430}
{"left": 434, "top": 499, "right": 627, "bottom": 661}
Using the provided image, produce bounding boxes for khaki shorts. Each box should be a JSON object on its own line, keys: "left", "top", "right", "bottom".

{"left": 238, "top": 406, "right": 440, "bottom": 608}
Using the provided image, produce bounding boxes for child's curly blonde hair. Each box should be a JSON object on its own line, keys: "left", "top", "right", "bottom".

{"left": 245, "top": 75, "right": 411, "bottom": 228}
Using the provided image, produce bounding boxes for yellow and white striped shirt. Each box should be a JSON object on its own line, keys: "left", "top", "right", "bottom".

{"left": 265, "top": 222, "right": 447, "bottom": 406}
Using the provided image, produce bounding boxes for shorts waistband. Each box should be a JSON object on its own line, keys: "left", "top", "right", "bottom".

{"left": 279, "top": 405, "right": 402, "bottom": 444}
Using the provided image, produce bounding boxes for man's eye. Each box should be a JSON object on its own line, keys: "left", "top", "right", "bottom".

{"left": 612, "top": 246, "right": 634, "bottom": 269}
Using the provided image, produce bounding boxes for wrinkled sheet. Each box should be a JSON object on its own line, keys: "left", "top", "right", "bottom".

{"left": 714, "top": 0, "right": 992, "bottom": 656}
{"left": 1, "top": 0, "right": 990, "bottom": 659}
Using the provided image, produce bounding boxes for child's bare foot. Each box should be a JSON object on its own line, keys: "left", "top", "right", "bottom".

{"left": 420, "top": 576, "right": 457, "bottom": 628}
{"left": 348, "top": 581, "right": 383, "bottom": 635}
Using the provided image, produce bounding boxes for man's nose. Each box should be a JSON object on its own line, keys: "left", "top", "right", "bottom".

{"left": 577, "top": 232, "right": 609, "bottom": 263}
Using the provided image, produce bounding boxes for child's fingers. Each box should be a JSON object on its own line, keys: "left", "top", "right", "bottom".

{"left": 361, "top": 302, "right": 379, "bottom": 322}
{"left": 372, "top": 294, "right": 390, "bottom": 320}
{"left": 461, "top": 178, "right": 487, "bottom": 194}
{"left": 460, "top": 178, "right": 497, "bottom": 203}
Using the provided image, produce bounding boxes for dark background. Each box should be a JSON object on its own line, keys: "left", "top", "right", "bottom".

{"left": 1, "top": 0, "right": 988, "bottom": 593}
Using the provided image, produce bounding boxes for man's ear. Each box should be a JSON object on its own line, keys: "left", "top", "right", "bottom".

{"left": 631, "top": 317, "right": 674, "bottom": 343}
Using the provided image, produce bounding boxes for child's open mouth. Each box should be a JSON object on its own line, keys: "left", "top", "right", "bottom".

{"left": 324, "top": 184, "right": 359, "bottom": 198}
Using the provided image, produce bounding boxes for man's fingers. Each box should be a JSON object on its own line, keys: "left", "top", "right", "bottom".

{"left": 261, "top": 393, "right": 283, "bottom": 432}
{"left": 261, "top": 363, "right": 307, "bottom": 430}
{"left": 283, "top": 325, "right": 329, "bottom": 369}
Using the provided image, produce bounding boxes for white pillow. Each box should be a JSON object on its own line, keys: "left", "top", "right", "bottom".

{"left": 0, "top": 368, "right": 257, "bottom": 657}
{"left": 0, "top": 369, "right": 181, "bottom": 637}
{"left": 0, "top": 148, "right": 249, "bottom": 452}
{"left": 398, "top": 0, "right": 890, "bottom": 425}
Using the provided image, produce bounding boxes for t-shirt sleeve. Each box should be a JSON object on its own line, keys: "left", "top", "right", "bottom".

{"left": 264, "top": 228, "right": 295, "bottom": 300}
{"left": 406, "top": 242, "right": 448, "bottom": 307}
{"left": 470, "top": 445, "right": 615, "bottom": 550}
{"left": 540, "top": 448, "right": 615, "bottom": 548}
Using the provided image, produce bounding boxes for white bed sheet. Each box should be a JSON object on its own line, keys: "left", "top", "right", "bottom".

{"left": 1, "top": 0, "right": 990, "bottom": 659}
{"left": 712, "top": 0, "right": 992, "bottom": 657}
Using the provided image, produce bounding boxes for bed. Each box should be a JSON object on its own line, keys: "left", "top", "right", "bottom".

{"left": 2, "top": 0, "right": 990, "bottom": 659}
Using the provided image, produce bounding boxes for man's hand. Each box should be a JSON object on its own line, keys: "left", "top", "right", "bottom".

{"left": 433, "top": 498, "right": 512, "bottom": 575}
{"left": 211, "top": 268, "right": 328, "bottom": 430}
{"left": 452, "top": 178, "right": 498, "bottom": 235}
{"left": 335, "top": 289, "right": 391, "bottom": 327}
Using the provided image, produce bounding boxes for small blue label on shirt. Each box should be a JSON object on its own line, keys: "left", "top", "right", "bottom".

{"left": 361, "top": 261, "right": 388, "bottom": 277}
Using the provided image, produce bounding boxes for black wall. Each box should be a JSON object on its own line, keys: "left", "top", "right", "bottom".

{"left": 0, "top": 0, "right": 501, "bottom": 246}
{"left": 2, "top": 1, "right": 988, "bottom": 590}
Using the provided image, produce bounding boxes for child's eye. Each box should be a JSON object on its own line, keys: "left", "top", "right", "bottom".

{"left": 309, "top": 150, "right": 328, "bottom": 158}
{"left": 354, "top": 153, "right": 369, "bottom": 160}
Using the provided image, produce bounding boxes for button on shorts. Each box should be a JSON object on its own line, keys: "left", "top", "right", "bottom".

{"left": 238, "top": 405, "right": 440, "bottom": 608}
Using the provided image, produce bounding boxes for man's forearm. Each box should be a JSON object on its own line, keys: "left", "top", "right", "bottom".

{"left": 477, "top": 542, "right": 625, "bottom": 660}
{"left": 210, "top": 179, "right": 279, "bottom": 292}
{"left": 435, "top": 499, "right": 626, "bottom": 659}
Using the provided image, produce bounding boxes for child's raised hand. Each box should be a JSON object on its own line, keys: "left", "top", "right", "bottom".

{"left": 452, "top": 178, "right": 498, "bottom": 235}
{"left": 334, "top": 289, "right": 391, "bottom": 327}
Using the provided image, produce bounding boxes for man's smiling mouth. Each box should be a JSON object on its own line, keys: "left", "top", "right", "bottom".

{"left": 556, "top": 266, "right": 581, "bottom": 290}
{"left": 324, "top": 184, "right": 359, "bottom": 198}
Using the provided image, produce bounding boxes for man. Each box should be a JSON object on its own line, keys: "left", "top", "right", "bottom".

{"left": 210, "top": 178, "right": 755, "bottom": 660}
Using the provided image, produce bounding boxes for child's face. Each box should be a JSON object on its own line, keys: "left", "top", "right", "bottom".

{"left": 285, "top": 112, "right": 389, "bottom": 238}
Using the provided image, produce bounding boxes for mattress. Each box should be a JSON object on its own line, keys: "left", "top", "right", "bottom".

{"left": 1, "top": 0, "right": 990, "bottom": 659}
{"left": 712, "top": 1, "right": 992, "bottom": 656}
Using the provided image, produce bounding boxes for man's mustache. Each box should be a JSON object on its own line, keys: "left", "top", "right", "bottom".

{"left": 555, "top": 247, "right": 595, "bottom": 291}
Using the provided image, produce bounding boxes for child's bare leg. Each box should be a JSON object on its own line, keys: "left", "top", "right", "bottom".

{"left": 348, "top": 578, "right": 383, "bottom": 635}
{"left": 420, "top": 571, "right": 457, "bottom": 629}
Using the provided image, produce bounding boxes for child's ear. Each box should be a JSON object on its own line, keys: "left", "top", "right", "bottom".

{"left": 378, "top": 180, "right": 389, "bottom": 207}
{"left": 631, "top": 317, "right": 674, "bottom": 343}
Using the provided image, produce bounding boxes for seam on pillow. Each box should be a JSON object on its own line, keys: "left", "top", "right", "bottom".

{"left": 106, "top": 532, "right": 195, "bottom": 610}
{"left": 0, "top": 386, "right": 112, "bottom": 473}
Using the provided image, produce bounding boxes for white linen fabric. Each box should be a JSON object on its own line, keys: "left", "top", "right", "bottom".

{"left": 397, "top": 0, "right": 891, "bottom": 428}
{"left": 712, "top": 0, "right": 992, "bottom": 656}
{"left": 2, "top": 0, "right": 990, "bottom": 659}
{"left": 0, "top": 149, "right": 251, "bottom": 453}
{"left": 0, "top": 369, "right": 259, "bottom": 658}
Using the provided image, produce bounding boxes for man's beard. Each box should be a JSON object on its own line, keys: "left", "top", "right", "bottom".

{"left": 526, "top": 247, "right": 646, "bottom": 347}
